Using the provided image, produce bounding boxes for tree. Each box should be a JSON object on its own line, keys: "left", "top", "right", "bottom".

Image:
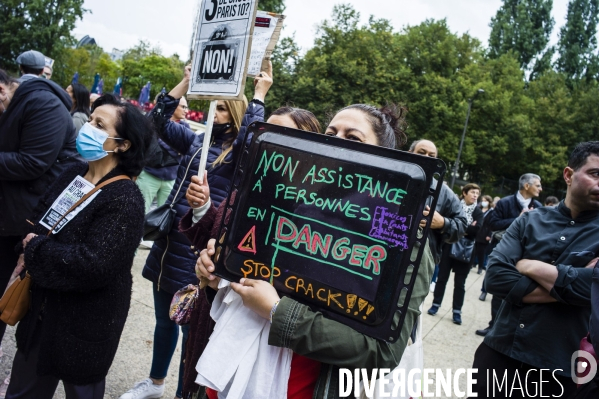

{"left": 556, "top": 0, "right": 599, "bottom": 81}
{"left": 120, "top": 42, "right": 185, "bottom": 100}
{"left": 488, "top": 0, "right": 554, "bottom": 72}
{"left": 258, "top": 0, "right": 286, "bottom": 13}
{"left": 0, "top": 0, "right": 87, "bottom": 71}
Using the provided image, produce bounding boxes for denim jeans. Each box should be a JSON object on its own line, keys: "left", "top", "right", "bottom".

{"left": 431, "top": 264, "right": 439, "bottom": 283}
{"left": 150, "top": 282, "right": 189, "bottom": 398}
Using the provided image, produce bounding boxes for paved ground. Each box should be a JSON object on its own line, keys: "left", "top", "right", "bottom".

{"left": 0, "top": 249, "right": 491, "bottom": 399}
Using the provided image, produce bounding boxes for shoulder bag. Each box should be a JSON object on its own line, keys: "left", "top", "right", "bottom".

{"left": 449, "top": 236, "right": 475, "bottom": 264}
{"left": 0, "top": 175, "right": 130, "bottom": 326}
{"left": 143, "top": 145, "right": 203, "bottom": 241}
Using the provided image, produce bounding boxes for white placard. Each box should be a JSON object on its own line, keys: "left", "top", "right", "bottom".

{"left": 188, "top": 0, "right": 259, "bottom": 100}
{"left": 247, "top": 11, "right": 285, "bottom": 77}
{"left": 39, "top": 176, "right": 100, "bottom": 234}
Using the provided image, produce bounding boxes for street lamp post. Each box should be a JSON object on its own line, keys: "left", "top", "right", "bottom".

{"left": 450, "top": 89, "right": 484, "bottom": 190}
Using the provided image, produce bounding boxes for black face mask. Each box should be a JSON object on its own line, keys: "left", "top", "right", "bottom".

{"left": 212, "top": 123, "right": 232, "bottom": 136}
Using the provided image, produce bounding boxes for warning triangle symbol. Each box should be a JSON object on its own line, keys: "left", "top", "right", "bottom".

{"left": 237, "top": 226, "right": 257, "bottom": 255}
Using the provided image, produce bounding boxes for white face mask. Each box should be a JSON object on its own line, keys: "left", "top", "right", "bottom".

{"left": 481, "top": 201, "right": 489, "bottom": 208}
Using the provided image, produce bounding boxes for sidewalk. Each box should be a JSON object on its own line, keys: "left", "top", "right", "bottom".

{"left": 0, "top": 250, "right": 491, "bottom": 399}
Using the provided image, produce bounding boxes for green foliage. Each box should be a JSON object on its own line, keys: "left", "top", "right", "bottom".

{"left": 488, "top": 0, "right": 554, "bottom": 71}
{"left": 258, "top": 0, "right": 286, "bottom": 14}
{"left": 0, "top": 0, "right": 87, "bottom": 70}
{"left": 264, "top": 3, "right": 594, "bottom": 195}
{"left": 120, "top": 42, "right": 185, "bottom": 99}
{"left": 556, "top": 0, "right": 599, "bottom": 81}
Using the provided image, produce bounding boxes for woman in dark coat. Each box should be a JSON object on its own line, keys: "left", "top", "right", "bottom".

{"left": 6, "top": 94, "right": 151, "bottom": 399}
{"left": 428, "top": 183, "right": 484, "bottom": 325}
{"left": 123, "top": 64, "right": 272, "bottom": 399}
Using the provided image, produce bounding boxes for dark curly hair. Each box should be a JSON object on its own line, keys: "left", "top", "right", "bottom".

{"left": 0, "top": 69, "right": 18, "bottom": 86}
{"left": 91, "top": 94, "right": 154, "bottom": 177}
{"left": 339, "top": 103, "right": 408, "bottom": 149}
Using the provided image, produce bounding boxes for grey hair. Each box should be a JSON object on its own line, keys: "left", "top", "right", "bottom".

{"left": 409, "top": 139, "right": 424, "bottom": 152}
{"left": 519, "top": 173, "right": 541, "bottom": 190}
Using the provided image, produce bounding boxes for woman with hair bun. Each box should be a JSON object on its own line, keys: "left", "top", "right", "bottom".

{"left": 6, "top": 94, "right": 151, "bottom": 398}
{"left": 192, "top": 103, "right": 434, "bottom": 399}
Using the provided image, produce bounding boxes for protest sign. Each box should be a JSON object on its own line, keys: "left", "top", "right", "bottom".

{"left": 188, "top": 0, "right": 259, "bottom": 100}
{"left": 39, "top": 176, "right": 99, "bottom": 234}
{"left": 247, "top": 11, "right": 285, "bottom": 77}
{"left": 213, "top": 123, "right": 446, "bottom": 342}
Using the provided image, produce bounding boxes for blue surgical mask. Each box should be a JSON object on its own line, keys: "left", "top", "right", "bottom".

{"left": 76, "top": 122, "right": 123, "bottom": 161}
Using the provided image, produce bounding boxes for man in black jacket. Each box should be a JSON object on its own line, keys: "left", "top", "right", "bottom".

{"left": 475, "top": 173, "right": 543, "bottom": 336}
{"left": 409, "top": 139, "right": 467, "bottom": 266}
{"left": 471, "top": 142, "right": 599, "bottom": 398}
{"left": 0, "top": 73, "right": 79, "bottom": 341}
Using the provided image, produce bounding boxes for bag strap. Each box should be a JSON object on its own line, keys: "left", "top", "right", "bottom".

{"left": 46, "top": 175, "right": 130, "bottom": 236}
{"left": 168, "top": 144, "right": 204, "bottom": 209}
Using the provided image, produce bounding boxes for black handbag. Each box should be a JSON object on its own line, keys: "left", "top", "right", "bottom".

{"left": 143, "top": 144, "right": 204, "bottom": 241}
{"left": 449, "top": 237, "right": 475, "bottom": 263}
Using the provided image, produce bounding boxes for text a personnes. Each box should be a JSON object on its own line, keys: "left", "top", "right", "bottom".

{"left": 252, "top": 149, "right": 408, "bottom": 223}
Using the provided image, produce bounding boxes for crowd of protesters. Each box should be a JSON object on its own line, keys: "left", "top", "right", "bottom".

{"left": 1, "top": 48, "right": 599, "bottom": 399}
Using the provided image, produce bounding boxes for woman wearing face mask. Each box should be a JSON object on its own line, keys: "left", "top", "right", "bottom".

{"left": 193, "top": 104, "right": 435, "bottom": 399}
{"left": 121, "top": 64, "right": 272, "bottom": 399}
{"left": 5, "top": 94, "right": 151, "bottom": 399}
{"left": 176, "top": 106, "right": 321, "bottom": 399}
{"left": 428, "top": 183, "right": 483, "bottom": 325}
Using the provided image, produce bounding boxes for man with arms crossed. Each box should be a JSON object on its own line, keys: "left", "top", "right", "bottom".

{"left": 471, "top": 142, "right": 599, "bottom": 398}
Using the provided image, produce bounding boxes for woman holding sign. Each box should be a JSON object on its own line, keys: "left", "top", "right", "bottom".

{"left": 178, "top": 106, "right": 321, "bottom": 399}
{"left": 5, "top": 94, "right": 150, "bottom": 399}
{"left": 189, "top": 103, "right": 435, "bottom": 399}
{"left": 122, "top": 65, "right": 272, "bottom": 399}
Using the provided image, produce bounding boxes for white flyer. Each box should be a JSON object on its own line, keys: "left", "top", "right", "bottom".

{"left": 246, "top": 11, "right": 285, "bottom": 77}
{"left": 188, "top": 0, "right": 259, "bottom": 100}
{"left": 39, "top": 176, "right": 100, "bottom": 234}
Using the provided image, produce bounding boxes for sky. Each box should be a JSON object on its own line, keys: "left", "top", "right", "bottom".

{"left": 73, "top": 0, "right": 572, "bottom": 59}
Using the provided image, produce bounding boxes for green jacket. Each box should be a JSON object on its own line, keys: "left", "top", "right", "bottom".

{"left": 269, "top": 240, "right": 434, "bottom": 399}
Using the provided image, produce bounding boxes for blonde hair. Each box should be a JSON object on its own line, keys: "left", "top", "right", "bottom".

{"left": 213, "top": 95, "right": 249, "bottom": 166}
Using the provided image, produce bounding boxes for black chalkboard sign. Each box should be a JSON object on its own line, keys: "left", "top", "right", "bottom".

{"left": 214, "top": 122, "right": 446, "bottom": 342}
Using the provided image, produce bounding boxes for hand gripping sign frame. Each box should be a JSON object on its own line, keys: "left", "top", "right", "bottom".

{"left": 213, "top": 123, "right": 446, "bottom": 342}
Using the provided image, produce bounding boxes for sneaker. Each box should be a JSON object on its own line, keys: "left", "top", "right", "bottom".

{"left": 475, "top": 327, "right": 490, "bottom": 336}
{"left": 119, "top": 379, "right": 165, "bottom": 399}
{"left": 429, "top": 282, "right": 436, "bottom": 293}
{"left": 452, "top": 312, "right": 462, "bottom": 325}
{"left": 427, "top": 305, "right": 439, "bottom": 316}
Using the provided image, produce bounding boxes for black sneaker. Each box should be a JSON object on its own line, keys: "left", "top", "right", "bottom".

{"left": 476, "top": 327, "right": 490, "bottom": 336}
